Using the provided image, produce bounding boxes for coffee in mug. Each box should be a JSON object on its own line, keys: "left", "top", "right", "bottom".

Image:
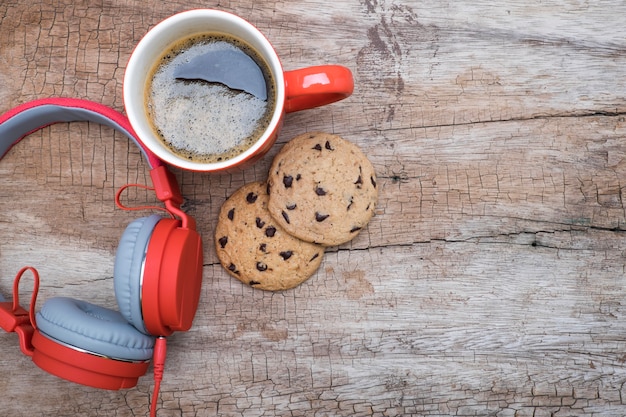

{"left": 145, "top": 33, "right": 277, "bottom": 163}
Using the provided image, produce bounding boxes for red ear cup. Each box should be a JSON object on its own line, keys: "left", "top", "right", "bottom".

{"left": 141, "top": 218, "right": 203, "bottom": 336}
{"left": 31, "top": 297, "right": 156, "bottom": 390}
{"left": 31, "top": 330, "right": 149, "bottom": 390}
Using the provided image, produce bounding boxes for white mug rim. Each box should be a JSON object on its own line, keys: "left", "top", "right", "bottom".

{"left": 123, "top": 9, "right": 285, "bottom": 172}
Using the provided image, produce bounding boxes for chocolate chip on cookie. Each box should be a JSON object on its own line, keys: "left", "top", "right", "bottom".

{"left": 267, "top": 132, "right": 378, "bottom": 246}
{"left": 215, "top": 181, "right": 325, "bottom": 291}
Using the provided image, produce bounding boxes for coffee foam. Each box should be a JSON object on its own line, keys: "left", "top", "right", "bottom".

{"left": 146, "top": 35, "right": 275, "bottom": 163}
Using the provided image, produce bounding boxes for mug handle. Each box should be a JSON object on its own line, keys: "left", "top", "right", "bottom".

{"left": 283, "top": 65, "right": 354, "bottom": 113}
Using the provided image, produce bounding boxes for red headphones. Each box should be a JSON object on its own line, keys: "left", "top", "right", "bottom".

{"left": 0, "top": 98, "right": 203, "bottom": 414}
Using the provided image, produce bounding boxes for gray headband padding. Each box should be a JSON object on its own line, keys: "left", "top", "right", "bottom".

{"left": 0, "top": 101, "right": 156, "bottom": 168}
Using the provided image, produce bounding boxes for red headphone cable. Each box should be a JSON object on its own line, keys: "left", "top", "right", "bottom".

{"left": 115, "top": 183, "right": 176, "bottom": 219}
{"left": 0, "top": 267, "right": 40, "bottom": 357}
{"left": 150, "top": 336, "right": 167, "bottom": 417}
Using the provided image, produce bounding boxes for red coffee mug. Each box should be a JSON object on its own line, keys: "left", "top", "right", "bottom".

{"left": 124, "top": 9, "right": 353, "bottom": 172}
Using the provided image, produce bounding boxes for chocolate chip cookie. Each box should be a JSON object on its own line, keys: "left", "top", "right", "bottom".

{"left": 267, "top": 132, "right": 378, "bottom": 246}
{"left": 215, "top": 181, "right": 325, "bottom": 291}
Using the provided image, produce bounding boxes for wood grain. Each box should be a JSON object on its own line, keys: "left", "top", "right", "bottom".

{"left": 1, "top": 0, "right": 626, "bottom": 416}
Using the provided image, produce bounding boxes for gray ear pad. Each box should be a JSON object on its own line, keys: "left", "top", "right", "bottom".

{"left": 114, "top": 215, "right": 161, "bottom": 335}
{"left": 35, "top": 297, "right": 155, "bottom": 361}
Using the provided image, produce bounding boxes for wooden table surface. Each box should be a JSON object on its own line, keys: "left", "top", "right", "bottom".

{"left": 2, "top": 1, "right": 626, "bottom": 416}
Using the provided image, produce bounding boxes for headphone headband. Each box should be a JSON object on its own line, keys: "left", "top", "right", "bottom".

{"left": 0, "top": 98, "right": 193, "bottom": 228}
{"left": 0, "top": 98, "right": 163, "bottom": 169}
